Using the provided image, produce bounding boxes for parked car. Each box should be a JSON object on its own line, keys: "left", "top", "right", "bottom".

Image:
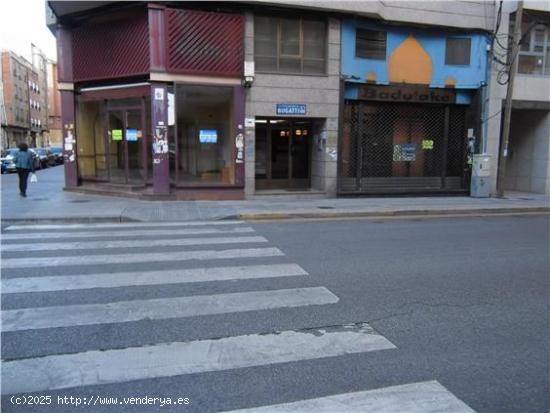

{"left": 28, "top": 149, "right": 42, "bottom": 170}
{"left": 1, "top": 148, "right": 19, "bottom": 173}
{"left": 1, "top": 148, "right": 41, "bottom": 172}
{"left": 48, "top": 146, "right": 64, "bottom": 164}
{"left": 33, "top": 148, "right": 56, "bottom": 168}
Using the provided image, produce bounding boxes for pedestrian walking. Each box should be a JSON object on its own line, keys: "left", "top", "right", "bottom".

{"left": 14, "top": 142, "right": 36, "bottom": 197}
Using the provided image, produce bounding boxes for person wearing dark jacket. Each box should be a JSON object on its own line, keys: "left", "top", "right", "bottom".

{"left": 14, "top": 142, "right": 35, "bottom": 197}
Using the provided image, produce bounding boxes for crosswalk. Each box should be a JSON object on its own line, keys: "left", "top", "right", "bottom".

{"left": 1, "top": 220, "right": 475, "bottom": 412}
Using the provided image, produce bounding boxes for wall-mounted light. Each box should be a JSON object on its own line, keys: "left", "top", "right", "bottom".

{"left": 243, "top": 61, "right": 255, "bottom": 88}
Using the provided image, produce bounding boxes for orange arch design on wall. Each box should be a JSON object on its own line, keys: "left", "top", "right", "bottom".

{"left": 388, "top": 35, "right": 433, "bottom": 85}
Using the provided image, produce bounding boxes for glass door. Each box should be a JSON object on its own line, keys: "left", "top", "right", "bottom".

{"left": 107, "top": 110, "right": 126, "bottom": 184}
{"left": 106, "top": 107, "right": 145, "bottom": 185}
{"left": 255, "top": 119, "right": 311, "bottom": 190}
{"left": 125, "top": 109, "right": 146, "bottom": 184}
{"left": 271, "top": 126, "right": 291, "bottom": 181}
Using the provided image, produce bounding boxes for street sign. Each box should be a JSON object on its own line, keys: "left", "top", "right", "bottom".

{"left": 276, "top": 104, "right": 307, "bottom": 115}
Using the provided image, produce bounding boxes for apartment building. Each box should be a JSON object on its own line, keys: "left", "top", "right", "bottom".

{"left": 487, "top": 0, "right": 550, "bottom": 194}
{"left": 1, "top": 49, "right": 51, "bottom": 150}
{"left": 49, "top": 1, "right": 534, "bottom": 199}
{"left": 31, "top": 45, "right": 50, "bottom": 146}
{"left": 1, "top": 50, "right": 31, "bottom": 148}
{"left": 47, "top": 60, "right": 62, "bottom": 145}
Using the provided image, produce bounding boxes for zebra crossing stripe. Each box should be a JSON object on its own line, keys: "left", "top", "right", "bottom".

{"left": 4, "top": 220, "right": 245, "bottom": 231}
{"left": 223, "top": 381, "right": 476, "bottom": 413}
{"left": 2, "top": 323, "right": 395, "bottom": 394}
{"left": 0, "top": 247, "right": 283, "bottom": 269}
{"left": 1, "top": 226, "right": 254, "bottom": 241}
{"left": 2, "top": 263, "right": 309, "bottom": 294}
{"left": 1, "top": 287, "right": 338, "bottom": 332}
{"left": 1, "top": 236, "right": 268, "bottom": 252}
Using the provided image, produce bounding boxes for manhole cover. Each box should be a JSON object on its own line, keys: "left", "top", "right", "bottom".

{"left": 31, "top": 197, "right": 49, "bottom": 201}
{"left": 317, "top": 206, "right": 334, "bottom": 209}
{"left": 518, "top": 197, "right": 534, "bottom": 201}
{"left": 70, "top": 200, "right": 92, "bottom": 203}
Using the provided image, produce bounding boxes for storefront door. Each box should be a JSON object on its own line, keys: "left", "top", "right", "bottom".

{"left": 255, "top": 119, "right": 311, "bottom": 189}
{"left": 106, "top": 106, "right": 146, "bottom": 185}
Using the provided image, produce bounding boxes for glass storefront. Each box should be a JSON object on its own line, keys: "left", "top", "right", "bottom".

{"left": 172, "top": 85, "right": 235, "bottom": 186}
{"left": 76, "top": 94, "right": 151, "bottom": 185}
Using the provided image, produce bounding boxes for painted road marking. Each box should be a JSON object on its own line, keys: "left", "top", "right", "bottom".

{"left": 2, "top": 323, "right": 394, "bottom": 394}
{"left": 224, "top": 381, "right": 475, "bottom": 413}
{"left": 2, "top": 263, "right": 309, "bottom": 294}
{"left": 1, "top": 226, "right": 254, "bottom": 241}
{"left": 1, "top": 287, "right": 337, "bottom": 332}
{"left": 4, "top": 221, "right": 245, "bottom": 231}
{"left": 1, "top": 236, "right": 268, "bottom": 252}
{"left": 1, "top": 247, "right": 283, "bottom": 269}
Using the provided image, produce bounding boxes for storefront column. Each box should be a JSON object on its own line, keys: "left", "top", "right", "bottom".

{"left": 234, "top": 86, "right": 246, "bottom": 186}
{"left": 150, "top": 83, "right": 170, "bottom": 194}
{"left": 56, "top": 24, "right": 78, "bottom": 188}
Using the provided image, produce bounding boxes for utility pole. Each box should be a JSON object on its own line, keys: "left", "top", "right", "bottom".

{"left": 496, "top": 0, "right": 523, "bottom": 198}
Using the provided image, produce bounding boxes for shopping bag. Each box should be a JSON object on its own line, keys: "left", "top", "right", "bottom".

{"left": 30, "top": 173, "right": 38, "bottom": 183}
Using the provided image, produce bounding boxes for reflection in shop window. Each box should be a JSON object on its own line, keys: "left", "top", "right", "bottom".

{"left": 174, "top": 85, "right": 235, "bottom": 186}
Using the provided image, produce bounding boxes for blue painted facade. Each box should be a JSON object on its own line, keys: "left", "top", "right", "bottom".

{"left": 341, "top": 19, "right": 490, "bottom": 98}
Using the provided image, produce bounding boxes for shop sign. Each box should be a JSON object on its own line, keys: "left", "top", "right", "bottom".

{"left": 276, "top": 104, "right": 307, "bottom": 115}
{"left": 393, "top": 143, "right": 416, "bottom": 162}
{"left": 358, "top": 85, "right": 456, "bottom": 104}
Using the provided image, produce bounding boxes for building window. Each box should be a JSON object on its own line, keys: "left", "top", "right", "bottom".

{"left": 445, "top": 37, "right": 471, "bottom": 65}
{"left": 356, "top": 28, "right": 386, "bottom": 60}
{"left": 514, "top": 18, "right": 549, "bottom": 75}
{"left": 254, "top": 16, "right": 326, "bottom": 74}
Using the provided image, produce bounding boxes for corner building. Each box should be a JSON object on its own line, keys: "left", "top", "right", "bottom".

{"left": 50, "top": 3, "right": 246, "bottom": 199}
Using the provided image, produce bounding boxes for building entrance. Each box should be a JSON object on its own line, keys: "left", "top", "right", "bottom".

{"left": 105, "top": 105, "right": 147, "bottom": 185}
{"left": 255, "top": 119, "right": 311, "bottom": 189}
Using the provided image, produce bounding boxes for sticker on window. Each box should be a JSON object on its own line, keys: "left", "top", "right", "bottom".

{"left": 112, "top": 129, "right": 123, "bottom": 141}
{"left": 422, "top": 140, "right": 434, "bottom": 150}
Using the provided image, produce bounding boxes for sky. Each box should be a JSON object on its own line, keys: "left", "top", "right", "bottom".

{"left": 0, "top": 0, "right": 57, "bottom": 62}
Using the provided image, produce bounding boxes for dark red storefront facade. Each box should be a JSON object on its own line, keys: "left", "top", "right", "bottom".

{"left": 53, "top": 3, "right": 246, "bottom": 199}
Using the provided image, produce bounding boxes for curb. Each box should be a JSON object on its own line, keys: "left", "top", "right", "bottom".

{"left": 238, "top": 207, "right": 550, "bottom": 221}
{"left": 1, "top": 216, "right": 141, "bottom": 225}
{"left": 2, "top": 207, "right": 548, "bottom": 225}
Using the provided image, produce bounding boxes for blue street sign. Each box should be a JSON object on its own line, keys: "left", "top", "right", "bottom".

{"left": 276, "top": 104, "right": 307, "bottom": 115}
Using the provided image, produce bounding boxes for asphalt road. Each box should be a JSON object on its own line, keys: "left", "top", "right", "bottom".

{"left": 1, "top": 214, "right": 549, "bottom": 412}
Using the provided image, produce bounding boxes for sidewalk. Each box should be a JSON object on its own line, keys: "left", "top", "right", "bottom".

{"left": 2, "top": 166, "right": 549, "bottom": 223}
